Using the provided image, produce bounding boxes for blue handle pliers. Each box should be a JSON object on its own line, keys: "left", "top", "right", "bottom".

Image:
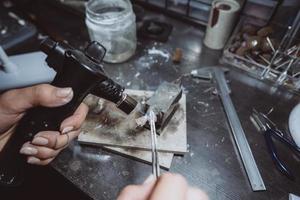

{"left": 251, "top": 109, "right": 300, "bottom": 180}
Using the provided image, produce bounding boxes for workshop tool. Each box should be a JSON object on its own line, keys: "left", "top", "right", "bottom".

{"left": 276, "top": 45, "right": 300, "bottom": 85}
{"left": 149, "top": 110, "right": 160, "bottom": 178}
{"left": 0, "top": 38, "right": 139, "bottom": 187}
{"left": 192, "top": 67, "right": 266, "bottom": 191}
{"left": 251, "top": 109, "right": 300, "bottom": 180}
{"left": 261, "top": 26, "right": 292, "bottom": 79}
{"left": 285, "top": 10, "right": 300, "bottom": 52}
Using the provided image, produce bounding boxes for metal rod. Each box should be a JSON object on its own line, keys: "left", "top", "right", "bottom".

{"left": 261, "top": 26, "right": 292, "bottom": 79}
{"left": 266, "top": 37, "right": 275, "bottom": 53}
{"left": 285, "top": 10, "right": 300, "bottom": 50}
{"left": 213, "top": 69, "right": 266, "bottom": 191}
{"left": 274, "top": 60, "right": 290, "bottom": 70}
{"left": 276, "top": 45, "right": 300, "bottom": 84}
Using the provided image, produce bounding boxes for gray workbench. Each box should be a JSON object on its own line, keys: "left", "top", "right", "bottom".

{"left": 20, "top": 2, "right": 300, "bottom": 200}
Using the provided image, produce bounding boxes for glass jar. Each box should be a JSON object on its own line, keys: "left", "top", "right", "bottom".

{"left": 86, "top": 0, "right": 137, "bottom": 63}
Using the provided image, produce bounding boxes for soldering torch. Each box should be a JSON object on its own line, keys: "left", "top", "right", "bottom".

{"left": 0, "top": 38, "right": 137, "bottom": 186}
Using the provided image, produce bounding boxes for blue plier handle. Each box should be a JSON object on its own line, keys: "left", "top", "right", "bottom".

{"left": 251, "top": 109, "right": 300, "bottom": 180}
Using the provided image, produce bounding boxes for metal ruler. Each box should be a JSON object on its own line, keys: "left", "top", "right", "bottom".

{"left": 213, "top": 68, "right": 266, "bottom": 191}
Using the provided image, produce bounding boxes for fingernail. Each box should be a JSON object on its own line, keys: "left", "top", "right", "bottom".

{"left": 56, "top": 88, "right": 73, "bottom": 100}
{"left": 32, "top": 137, "right": 48, "bottom": 145}
{"left": 61, "top": 126, "right": 74, "bottom": 134}
{"left": 27, "top": 157, "right": 40, "bottom": 164}
{"left": 143, "top": 175, "right": 155, "bottom": 184}
{"left": 20, "top": 147, "right": 38, "bottom": 155}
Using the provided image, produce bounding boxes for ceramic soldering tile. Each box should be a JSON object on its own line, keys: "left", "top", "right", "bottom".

{"left": 78, "top": 89, "right": 187, "bottom": 154}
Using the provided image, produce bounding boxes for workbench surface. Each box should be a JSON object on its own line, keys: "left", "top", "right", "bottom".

{"left": 15, "top": 2, "right": 300, "bottom": 200}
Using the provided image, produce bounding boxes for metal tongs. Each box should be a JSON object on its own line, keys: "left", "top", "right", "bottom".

{"left": 148, "top": 110, "right": 160, "bottom": 179}
{"left": 251, "top": 109, "right": 300, "bottom": 180}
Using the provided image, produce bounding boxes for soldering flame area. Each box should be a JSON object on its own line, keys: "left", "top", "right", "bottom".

{"left": 78, "top": 82, "right": 187, "bottom": 169}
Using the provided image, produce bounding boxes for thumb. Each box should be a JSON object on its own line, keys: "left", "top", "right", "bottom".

{"left": 0, "top": 84, "right": 73, "bottom": 114}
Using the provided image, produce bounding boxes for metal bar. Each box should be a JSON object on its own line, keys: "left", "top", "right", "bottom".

{"left": 213, "top": 69, "right": 266, "bottom": 191}
{"left": 285, "top": 10, "right": 300, "bottom": 51}
{"left": 261, "top": 26, "right": 292, "bottom": 79}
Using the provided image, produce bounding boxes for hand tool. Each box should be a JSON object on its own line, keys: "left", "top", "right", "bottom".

{"left": 251, "top": 109, "right": 300, "bottom": 180}
{"left": 276, "top": 45, "right": 300, "bottom": 85}
{"left": 0, "top": 38, "right": 138, "bottom": 187}
{"left": 192, "top": 67, "right": 266, "bottom": 191}
{"left": 148, "top": 110, "right": 160, "bottom": 179}
{"left": 261, "top": 26, "right": 292, "bottom": 79}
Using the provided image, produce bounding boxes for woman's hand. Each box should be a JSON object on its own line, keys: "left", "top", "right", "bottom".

{"left": 117, "top": 173, "right": 209, "bottom": 200}
{"left": 0, "top": 84, "right": 88, "bottom": 165}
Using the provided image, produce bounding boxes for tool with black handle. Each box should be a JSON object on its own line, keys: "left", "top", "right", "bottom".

{"left": 0, "top": 38, "right": 137, "bottom": 187}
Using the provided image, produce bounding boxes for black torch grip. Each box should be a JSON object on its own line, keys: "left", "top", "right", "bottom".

{"left": 0, "top": 39, "right": 106, "bottom": 186}
{"left": 0, "top": 74, "right": 88, "bottom": 186}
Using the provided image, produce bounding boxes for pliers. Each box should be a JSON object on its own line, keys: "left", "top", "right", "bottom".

{"left": 251, "top": 109, "right": 300, "bottom": 180}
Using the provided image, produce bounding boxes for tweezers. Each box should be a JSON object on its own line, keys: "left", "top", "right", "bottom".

{"left": 149, "top": 110, "right": 160, "bottom": 179}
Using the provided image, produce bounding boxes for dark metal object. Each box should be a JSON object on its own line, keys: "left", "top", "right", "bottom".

{"left": 0, "top": 38, "right": 138, "bottom": 187}
{"left": 251, "top": 109, "right": 300, "bottom": 180}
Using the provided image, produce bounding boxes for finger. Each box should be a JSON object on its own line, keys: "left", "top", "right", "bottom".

{"left": 149, "top": 173, "right": 188, "bottom": 200}
{"left": 117, "top": 175, "right": 156, "bottom": 200}
{"left": 187, "top": 188, "right": 209, "bottom": 200}
{"left": 32, "top": 131, "right": 60, "bottom": 149}
{"left": 32, "top": 130, "right": 80, "bottom": 150}
{"left": 60, "top": 103, "right": 89, "bottom": 134}
{"left": 20, "top": 142, "right": 60, "bottom": 160}
{"left": 0, "top": 84, "right": 73, "bottom": 114}
{"left": 26, "top": 156, "right": 55, "bottom": 166}
{"left": 55, "top": 130, "right": 80, "bottom": 150}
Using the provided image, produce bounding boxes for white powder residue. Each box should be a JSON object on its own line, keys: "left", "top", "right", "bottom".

{"left": 148, "top": 47, "right": 170, "bottom": 61}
